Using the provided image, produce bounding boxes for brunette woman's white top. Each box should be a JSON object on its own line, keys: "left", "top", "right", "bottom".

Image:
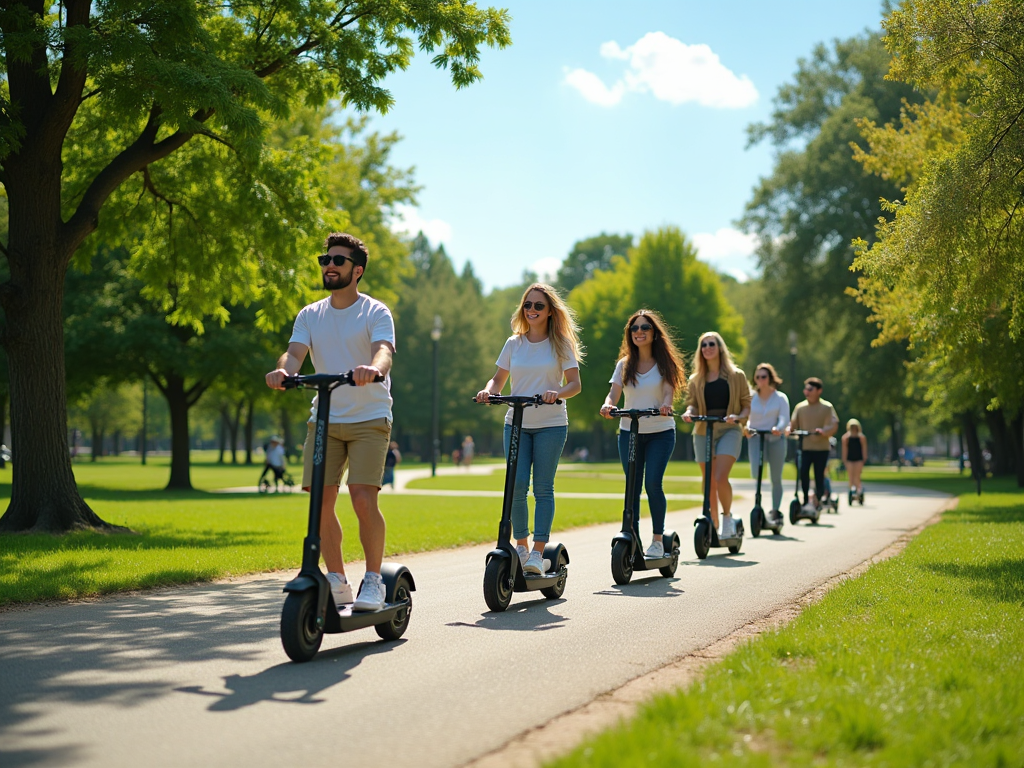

{"left": 496, "top": 335, "right": 578, "bottom": 429}
{"left": 747, "top": 389, "right": 790, "bottom": 432}
{"left": 610, "top": 359, "right": 676, "bottom": 434}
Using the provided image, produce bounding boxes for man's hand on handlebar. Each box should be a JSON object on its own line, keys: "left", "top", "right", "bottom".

{"left": 771, "top": 427, "right": 782, "bottom": 435}
{"left": 352, "top": 365, "right": 384, "bottom": 386}
{"left": 475, "top": 390, "right": 495, "bottom": 403}
{"left": 265, "top": 368, "right": 290, "bottom": 391}
{"left": 541, "top": 390, "right": 560, "bottom": 405}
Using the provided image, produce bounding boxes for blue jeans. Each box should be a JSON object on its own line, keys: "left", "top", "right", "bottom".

{"left": 503, "top": 424, "right": 567, "bottom": 542}
{"left": 617, "top": 428, "right": 676, "bottom": 536}
{"left": 748, "top": 434, "right": 786, "bottom": 511}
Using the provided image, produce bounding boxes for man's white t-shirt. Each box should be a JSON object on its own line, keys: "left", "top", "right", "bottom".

{"left": 289, "top": 294, "right": 395, "bottom": 424}
{"left": 610, "top": 359, "right": 676, "bottom": 434}
{"left": 496, "top": 335, "right": 578, "bottom": 429}
{"left": 266, "top": 444, "right": 286, "bottom": 468}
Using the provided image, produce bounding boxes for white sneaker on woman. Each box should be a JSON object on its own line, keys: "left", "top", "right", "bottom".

{"left": 516, "top": 544, "right": 529, "bottom": 567}
{"left": 353, "top": 572, "right": 386, "bottom": 612}
{"left": 524, "top": 550, "right": 545, "bottom": 575}
{"left": 720, "top": 515, "right": 737, "bottom": 539}
{"left": 326, "top": 572, "right": 352, "bottom": 606}
{"left": 645, "top": 540, "right": 665, "bottom": 558}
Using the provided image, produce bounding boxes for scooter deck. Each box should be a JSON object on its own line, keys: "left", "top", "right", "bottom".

{"left": 518, "top": 570, "right": 562, "bottom": 592}
{"left": 326, "top": 600, "right": 408, "bottom": 633}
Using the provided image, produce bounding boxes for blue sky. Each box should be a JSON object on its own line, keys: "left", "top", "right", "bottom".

{"left": 365, "top": 1, "right": 887, "bottom": 290}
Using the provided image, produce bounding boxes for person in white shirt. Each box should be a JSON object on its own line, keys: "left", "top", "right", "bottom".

{"left": 259, "top": 435, "right": 288, "bottom": 489}
{"left": 266, "top": 232, "right": 395, "bottom": 612}
{"left": 599, "top": 310, "right": 686, "bottom": 558}
{"left": 475, "top": 283, "right": 584, "bottom": 575}
{"left": 743, "top": 363, "right": 790, "bottom": 522}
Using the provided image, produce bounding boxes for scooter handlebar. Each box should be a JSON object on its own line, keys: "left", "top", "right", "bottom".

{"left": 609, "top": 408, "right": 667, "bottom": 418}
{"left": 788, "top": 429, "right": 811, "bottom": 437}
{"left": 282, "top": 371, "right": 385, "bottom": 390}
{"left": 687, "top": 415, "right": 728, "bottom": 422}
{"left": 473, "top": 394, "right": 563, "bottom": 406}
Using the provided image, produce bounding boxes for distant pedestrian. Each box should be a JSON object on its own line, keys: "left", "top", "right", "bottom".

{"left": 383, "top": 441, "right": 401, "bottom": 489}
{"left": 452, "top": 448, "right": 462, "bottom": 466}
{"left": 461, "top": 435, "right": 476, "bottom": 468}
{"left": 259, "top": 435, "right": 287, "bottom": 489}
{"left": 841, "top": 419, "right": 868, "bottom": 499}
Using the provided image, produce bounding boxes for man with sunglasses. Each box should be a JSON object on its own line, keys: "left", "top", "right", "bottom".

{"left": 787, "top": 377, "right": 839, "bottom": 513}
{"left": 265, "top": 232, "right": 395, "bottom": 612}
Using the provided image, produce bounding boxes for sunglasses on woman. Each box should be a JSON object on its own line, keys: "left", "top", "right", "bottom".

{"left": 630, "top": 323, "right": 653, "bottom": 333}
{"left": 522, "top": 301, "right": 547, "bottom": 311}
{"left": 701, "top": 340, "right": 717, "bottom": 348}
{"left": 317, "top": 253, "right": 356, "bottom": 267}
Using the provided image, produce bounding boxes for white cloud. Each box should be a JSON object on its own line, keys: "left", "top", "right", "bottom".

{"left": 391, "top": 204, "right": 453, "bottom": 247}
{"left": 565, "top": 32, "right": 758, "bottom": 109}
{"left": 693, "top": 228, "right": 759, "bottom": 283}
{"left": 530, "top": 257, "right": 563, "bottom": 283}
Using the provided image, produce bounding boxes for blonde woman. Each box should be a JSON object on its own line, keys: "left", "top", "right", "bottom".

{"left": 841, "top": 419, "right": 868, "bottom": 501}
{"left": 681, "top": 331, "right": 751, "bottom": 539}
{"left": 476, "top": 283, "right": 584, "bottom": 575}
{"left": 600, "top": 310, "right": 686, "bottom": 557}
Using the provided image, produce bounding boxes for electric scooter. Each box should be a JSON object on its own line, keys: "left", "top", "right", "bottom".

{"left": 608, "top": 408, "right": 680, "bottom": 585}
{"left": 278, "top": 371, "right": 415, "bottom": 662}
{"left": 747, "top": 429, "right": 784, "bottom": 537}
{"left": 476, "top": 394, "right": 570, "bottom": 612}
{"left": 787, "top": 430, "right": 820, "bottom": 526}
{"left": 691, "top": 415, "right": 744, "bottom": 559}
{"left": 848, "top": 485, "right": 865, "bottom": 506}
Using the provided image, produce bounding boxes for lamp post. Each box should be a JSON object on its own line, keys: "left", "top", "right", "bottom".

{"left": 430, "top": 314, "right": 443, "bottom": 477}
{"left": 787, "top": 330, "right": 798, "bottom": 401}
{"left": 141, "top": 377, "right": 148, "bottom": 466}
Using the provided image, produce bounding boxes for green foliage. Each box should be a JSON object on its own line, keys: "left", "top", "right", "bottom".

{"left": 551, "top": 479, "right": 1024, "bottom": 767}
{"left": 851, "top": 0, "right": 1024, "bottom": 422}
{"left": 568, "top": 227, "right": 744, "bottom": 427}
{"left": 740, "top": 32, "right": 920, "bottom": 440}
{"left": 556, "top": 232, "right": 633, "bottom": 294}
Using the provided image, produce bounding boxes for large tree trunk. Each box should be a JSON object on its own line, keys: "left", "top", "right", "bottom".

{"left": 0, "top": 392, "right": 7, "bottom": 470}
{"left": 0, "top": 230, "right": 114, "bottom": 531}
{"left": 961, "top": 411, "right": 985, "bottom": 480}
{"left": 218, "top": 411, "right": 228, "bottom": 464}
{"left": 984, "top": 408, "right": 1013, "bottom": 476}
{"left": 244, "top": 398, "right": 255, "bottom": 465}
{"left": 229, "top": 400, "right": 242, "bottom": 464}
{"left": 90, "top": 419, "right": 104, "bottom": 462}
{"left": 112, "top": 429, "right": 122, "bottom": 456}
{"left": 1009, "top": 411, "right": 1023, "bottom": 488}
{"left": 158, "top": 373, "right": 208, "bottom": 490}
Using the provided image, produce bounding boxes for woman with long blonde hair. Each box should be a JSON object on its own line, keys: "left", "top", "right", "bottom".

{"left": 600, "top": 310, "right": 686, "bottom": 557}
{"left": 681, "top": 331, "right": 751, "bottom": 539}
{"left": 841, "top": 418, "right": 868, "bottom": 502}
{"left": 475, "top": 283, "right": 584, "bottom": 575}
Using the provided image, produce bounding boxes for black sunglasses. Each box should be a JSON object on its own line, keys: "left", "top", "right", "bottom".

{"left": 522, "top": 301, "right": 547, "bottom": 311}
{"left": 755, "top": 373, "right": 769, "bottom": 379}
{"left": 630, "top": 323, "right": 653, "bottom": 333}
{"left": 701, "top": 340, "right": 717, "bottom": 348}
{"left": 317, "top": 253, "right": 356, "bottom": 267}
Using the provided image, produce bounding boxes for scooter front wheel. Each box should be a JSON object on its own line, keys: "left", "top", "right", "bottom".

{"left": 281, "top": 590, "right": 324, "bottom": 663}
{"left": 789, "top": 499, "right": 801, "bottom": 526}
{"left": 750, "top": 507, "right": 763, "bottom": 538}
{"left": 483, "top": 555, "right": 513, "bottom": 612}
{"left": 694, "top": 519, "right": 710, "bottom": 560}
{"left": 611, "top": 540, "right": 633, "bottom": 585}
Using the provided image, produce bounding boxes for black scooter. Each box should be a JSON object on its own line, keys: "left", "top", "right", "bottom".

{"left": 477, "top": 394, "right": 570, "bottom": 612}
{"left": 609, "top": 408, "right": 680, "bottom": 585}
{"left": 747, "top": 429, "right": 783, "bottom": 537}
{"left": 691, "top": 415, "right": 744, "bottom": 559}
{"left": 787, "top": 429, "right": 820, "bottom": 526}
{"left": 278, "top": 372, "right": 415, "bottom": 662}
{"left": 848, "top": 484, "right": 865, "bottom": 506}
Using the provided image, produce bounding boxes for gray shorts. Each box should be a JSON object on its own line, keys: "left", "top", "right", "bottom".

{"left": 693, "top": 427, "right": 743, "bottom": 461}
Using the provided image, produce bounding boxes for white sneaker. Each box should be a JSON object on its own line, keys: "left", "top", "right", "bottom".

{"left": 353, "top": 572, "right": 386, "bottom": 612}
{"left": 645, "top": 540, "right": 665, "bottom": 558}
{"left": 326, "top": 572, "right": 352, "bottom": 606}
{"left": 802, "top": 501, "right": 817, "bottom": 513}
{"left": 523, "top": 550, "right": 545, "bottom": 575}
{"left": 516, "top": 544, "right": 530, "bottom": 567}
{"left": 720, "top": 515, "right": 736, "bottom": 539}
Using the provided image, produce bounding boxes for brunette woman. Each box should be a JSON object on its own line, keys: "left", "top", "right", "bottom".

{"left": 475, "top": 283, "right": 584, "bottom": 575}
{"left": 681, "top": 331, "right": 751, "bottom": 538}
{"left": 744, "top": 363, "right": 790, "bottom": 523}
{"left": 600, "top": 310, "right": 686, "bottom": 557}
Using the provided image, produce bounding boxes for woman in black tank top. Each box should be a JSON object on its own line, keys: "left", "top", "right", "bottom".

{"left": 841, "top": 419, "right": 868, "bottom": 497}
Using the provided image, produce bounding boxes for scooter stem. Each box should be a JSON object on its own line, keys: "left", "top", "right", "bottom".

{"left": 301, "top": 382, "right": 334, "bottom": 572}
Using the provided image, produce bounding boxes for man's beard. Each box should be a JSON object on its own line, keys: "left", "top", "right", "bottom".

{"left": 323, "top": 270, "right": 353, "bottom": 290}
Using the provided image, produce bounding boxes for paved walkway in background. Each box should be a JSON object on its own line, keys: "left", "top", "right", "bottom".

{"left": 0, "top": 483, "right": 949, "bottom": 768}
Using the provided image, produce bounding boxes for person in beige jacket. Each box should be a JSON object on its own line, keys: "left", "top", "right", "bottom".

{"left": 681, "top": 331, "right": 751, "bottom": 538}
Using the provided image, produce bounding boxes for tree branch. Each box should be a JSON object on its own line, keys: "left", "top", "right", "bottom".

{"left": 49, "top": 0, "right": 93, "bottom": 145}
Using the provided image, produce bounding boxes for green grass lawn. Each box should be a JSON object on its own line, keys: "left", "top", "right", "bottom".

{"left": 0, "top": 456, "right": 698, "bottom": 606}
{"left": 550, "top": 475, "right": 1024, "bottom": 767}
{"left": 407, "top": 469, "right": 703, "bottom": 495}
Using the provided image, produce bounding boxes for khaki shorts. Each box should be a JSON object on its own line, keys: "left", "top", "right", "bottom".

{"left": 302, "top": 417, "right": 392, "bottom": 489}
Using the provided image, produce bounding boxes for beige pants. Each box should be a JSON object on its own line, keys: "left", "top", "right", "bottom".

{"left": 301, "top": 417, "right": 391, "bottom": 489}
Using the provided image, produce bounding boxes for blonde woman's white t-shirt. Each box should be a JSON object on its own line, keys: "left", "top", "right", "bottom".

{"left": 289, "top": 294, "right": 395, "bottom": 424}
{"left": 496, "top": 335, "right": 578, "bottom": 429}
{"left": 610, "top": 359, "right": 676, "bottom": 434}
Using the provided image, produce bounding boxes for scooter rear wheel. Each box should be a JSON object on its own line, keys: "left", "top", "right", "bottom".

{"left": 541, "top": 549, "right": 569, "bottom": 599}
{"left": 659, "top": 534, "right": 680, "bottom": 578}
{"left": 789, "top": 499, "right": 801, "bottom": 526}
{"left": 281, "top": 590, "right": 324, "bottom": 663}
{"left": 611, "top": 540, "right": 633, "bottom": 585}
{"left": 483, "top": 555, "right": 513, "bottom": 612}
{"left": 375, "top": 574, "right": 413, "bottom": 641}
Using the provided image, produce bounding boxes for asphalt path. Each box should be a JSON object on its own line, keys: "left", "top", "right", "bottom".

{"left": 0, "top": 483, "right": 948, "bottom": 768}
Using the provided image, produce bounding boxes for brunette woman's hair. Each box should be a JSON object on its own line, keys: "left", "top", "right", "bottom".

{"left": 752, "top": 362, "right": 783, "bottom": 388}
{"left": 690, "top": 331, "right": 739, "bottom": 389}
{"left": 616, "top": 309, "right": 686, "bottom": 393}
{"left": 510, "top": 282, "right": 585, "bottom": 366}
